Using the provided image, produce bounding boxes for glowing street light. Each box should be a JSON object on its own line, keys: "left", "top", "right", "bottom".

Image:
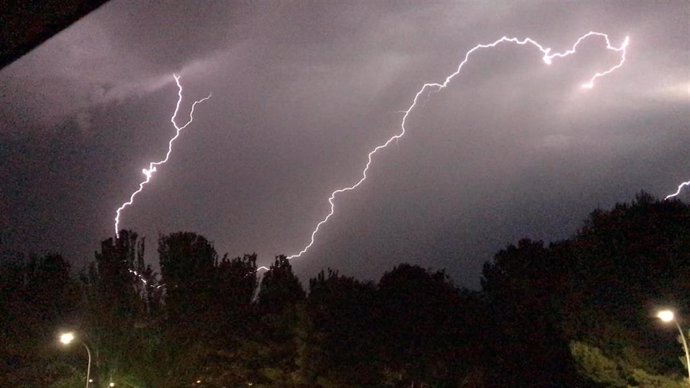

{"left": 59, "top": 332, "right": 75, "bottom": 345}
{"left": 659, "top": 310, "right": 676, "bottom": 323}
{"left": 58, "top": 331, "right": 92, "bottom": 388}
{"left": 656, "top": 309, "right": 690, "bottom": 385}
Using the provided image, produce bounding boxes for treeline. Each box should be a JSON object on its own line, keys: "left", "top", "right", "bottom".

{"left": 2, "top": 192, "right": 690, "bottom": 387}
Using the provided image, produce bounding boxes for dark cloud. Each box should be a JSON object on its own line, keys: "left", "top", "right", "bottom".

{"left": 0, "top": 1, "right": 687, "bottom": 285}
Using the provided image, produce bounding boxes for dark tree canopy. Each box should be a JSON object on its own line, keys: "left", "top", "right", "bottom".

{"left": 3, "top": 193, "right": 690, "bottom": 387}
{"left": 257, "top": 255, "right": 306, "bottom": 315}
{"left": 0, "top": 253, "right": 80, "bottom": 386}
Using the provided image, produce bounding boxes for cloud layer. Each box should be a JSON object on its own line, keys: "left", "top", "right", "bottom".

{"left": 0, "top": 1, "right": 687, "bottom": 285}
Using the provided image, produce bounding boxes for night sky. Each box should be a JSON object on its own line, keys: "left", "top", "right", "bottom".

{"left": 0, "top": 1, "right": 687, "bottom": 287}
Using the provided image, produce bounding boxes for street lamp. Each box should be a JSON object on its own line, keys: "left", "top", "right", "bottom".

{"left": 58, "top": 331, "right": 92, "bottom": 388}
{"left": 657, "top": 309, "right": 690, "bottom": 385}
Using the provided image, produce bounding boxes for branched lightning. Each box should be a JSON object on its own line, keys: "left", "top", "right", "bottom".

{"left": 113, "top": 74, "right": 211, "bottom": 237}
{"left": 261, "top": 31, "right": 629, "bottom": 271}
{"left": 128, "top": 268, "right": 164, "bottom": 289}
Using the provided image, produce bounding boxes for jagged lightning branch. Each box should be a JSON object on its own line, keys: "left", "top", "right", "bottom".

{"left": 255, "top": 32, "right": 629, "bottom": 272}
{"left": 113, "top": 74, "right": 211, "bottom": 238}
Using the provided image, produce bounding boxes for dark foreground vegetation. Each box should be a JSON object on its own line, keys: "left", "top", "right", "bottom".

{"left": 2, "top": 192, "right": 690, "bottom": 387}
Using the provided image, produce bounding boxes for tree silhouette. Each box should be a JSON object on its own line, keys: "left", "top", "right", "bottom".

{"left": 258, "top": 255, "right": 305, "bottom": 315}
{"left": 297, "top": 269, "right": 381, "bottom": 385}
{"left": 157, "top": 231, "right": 220, "bottom": 385}
{"left": 251, "top": 255, "right": 305, "bottom": 385}
{"left": 85, "top": 230, "right": 149, "bottom": 386}
{"left": 3, "top": 192, "right": 690, "bottom": 386}
{"left": 377, "top": 264, "right": 470, "bottom": 386}
{"left": 0, "top": 253, "right": 80, "bottom": 386}
{"left": 481, "top": 239, "right": 581, "bottom": 386}
{"left": 213, "top": 253, "right": 258, "bottom": 337}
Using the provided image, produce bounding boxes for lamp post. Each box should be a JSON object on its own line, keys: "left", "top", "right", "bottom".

{"left": 59, "top": 332, "right": 92, "bottom": 388}
{"left": 657, "top": 310, "right": 690, "bottom": 385}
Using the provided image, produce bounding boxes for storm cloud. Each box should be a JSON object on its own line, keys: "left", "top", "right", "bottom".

{"left": 1, "top": 1, "right": 687, "bottom": 286}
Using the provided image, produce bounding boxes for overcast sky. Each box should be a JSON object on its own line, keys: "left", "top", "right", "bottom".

{"left": 1, "top": 1, "right": 687, "bottom": 286}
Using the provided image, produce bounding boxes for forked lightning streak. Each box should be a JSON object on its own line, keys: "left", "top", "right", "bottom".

{"left": 113, "top": 74, "right": 211, "bottom": 238}
{"left": 255, "top": 32, "right": 629, "bottom": 272}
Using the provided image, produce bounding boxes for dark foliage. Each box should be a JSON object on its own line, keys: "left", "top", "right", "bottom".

{"left": 0, "top": 253, "right": 80, "bottom": 386}
{"left": 2, "top": 193, "right": 690, "bottom": 387}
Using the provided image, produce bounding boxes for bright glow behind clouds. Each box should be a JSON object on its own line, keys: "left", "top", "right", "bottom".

{"left": 274, "top": 32, "right": 628, "bottom": 271}
{"left": 0, "top": 1, "right": 687, "bottom": 285}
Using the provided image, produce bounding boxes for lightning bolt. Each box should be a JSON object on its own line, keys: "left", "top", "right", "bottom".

{"left": 113, "top": 74, "right": 211, "bottom": 238}
{"left": 665, "top": 181, "right": 690, "bottom": 200}
{"left": 127, "top": 268, "right": 158, "bottom": 288}
{"left": 256, "top": 32, "right": 628, "bottom": 272}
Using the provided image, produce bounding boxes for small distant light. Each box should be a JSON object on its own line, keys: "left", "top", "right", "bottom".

{"left": 109, "top": 383, "right": 115, "bottom": 387}
{"left": 59, "top": 332, "right": 75, "bottom": 345}
{"left": 88, "top": 379, "right": 94, "bottom": 383}
{"left": 658, "top": 310, "right": 675, "bottom": 323}
{"left": 196, "top": 380, "right": 202, "bottom": 384}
